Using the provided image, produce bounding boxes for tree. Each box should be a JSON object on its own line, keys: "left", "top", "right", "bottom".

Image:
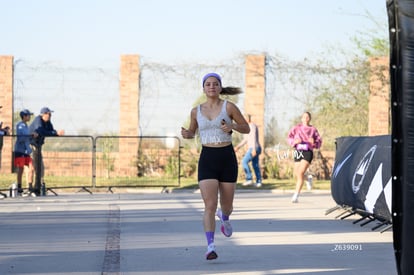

{"left": 288, "top": 21, "right": 389, "bottom": 150}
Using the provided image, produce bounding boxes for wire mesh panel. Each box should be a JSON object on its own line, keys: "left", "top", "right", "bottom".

{"left": 0, "top": 135, "right": 15, "bottom": 192}
{"left": 95, "top": 136, "right": 181, "bottom": 188}
{"left": 39, "top": 135, "right": 94, "bottom": 189}
{"left": 13, "top": 60, "right": 119, "bottom": 136}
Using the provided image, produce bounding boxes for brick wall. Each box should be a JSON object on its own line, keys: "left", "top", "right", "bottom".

{"left": 119, "top": 55, "right": 140, "bottom": 136}
{"left": 0, "top": 56, "right": 13, "bottom": 172}
{"left": 368, "top": 57, "right": 390, "bottom": 135}
{"left": 119, "top": 55, "right": 140, "bottom": 175}
{"left": 0, "top": 54, "right": 390, "bottom": 181}
{"left": 244, "top": 55, "right": 265, "bottom": 150}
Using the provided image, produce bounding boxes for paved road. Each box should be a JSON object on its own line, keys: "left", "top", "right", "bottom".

{"left": 0, "top": 190, "right": 396, "bottom": 275}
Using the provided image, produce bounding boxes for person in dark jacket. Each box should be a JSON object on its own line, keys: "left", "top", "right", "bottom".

{"left": 29, "top": 107, "right": 64, "bottom": 193}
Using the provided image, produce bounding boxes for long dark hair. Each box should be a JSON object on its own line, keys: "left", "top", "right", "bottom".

{"left": 221, "top": 87, "right": 243, "bottom": 95}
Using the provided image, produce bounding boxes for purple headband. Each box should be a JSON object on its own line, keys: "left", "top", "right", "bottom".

{"left": 202, "top": 73, "right": 222, "bottom": 87}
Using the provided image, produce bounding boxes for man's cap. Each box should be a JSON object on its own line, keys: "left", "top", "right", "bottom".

{"left": 40, "top": 107, "right": 54, "bottom": 114}
{"left": 202, "top": 72, "right": 222, "bottom": 87}
{"left": 20, "top": 109, "right": 33, "bottom": 117}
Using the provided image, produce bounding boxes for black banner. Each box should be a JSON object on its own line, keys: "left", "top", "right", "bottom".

{"left": 388, "top": 0, "right": 414, "bottom": 273}
{"left": 331, "top": 135, "right": 391, "bottom": 222}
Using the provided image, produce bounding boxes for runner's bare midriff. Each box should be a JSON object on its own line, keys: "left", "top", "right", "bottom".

{"left": 203, "top": 142, "right": 232, "bottom": 148}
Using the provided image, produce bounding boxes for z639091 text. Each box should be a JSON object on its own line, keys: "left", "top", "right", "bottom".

{"left": 331, "top": 244, "right": 362, "bottom": 251}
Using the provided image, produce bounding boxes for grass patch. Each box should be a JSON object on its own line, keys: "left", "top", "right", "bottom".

{"left": 0, "top": 174, "right": 331, "bottom": 192}
{"left": 175, "top": 178, "right": 331, "bottom": 191}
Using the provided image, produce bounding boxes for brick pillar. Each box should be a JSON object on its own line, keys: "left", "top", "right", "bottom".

{"left": 244, "top": 55, "right": 265, "bottom": 150}
{"left": 368, "top": 57, "right": 390, "bottom": 136}
{"left": 0, "top": 56, "right": 14, "bottom": 173}
{"left": 119, "top": 55, "right": 140, "bottom": 175}
{"left": 120, "top": 55, "right": 140, "bottom": 136}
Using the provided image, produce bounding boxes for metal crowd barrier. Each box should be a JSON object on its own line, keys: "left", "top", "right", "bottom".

{"left": 0, "top": 135, "right": 181, "bottom": 196}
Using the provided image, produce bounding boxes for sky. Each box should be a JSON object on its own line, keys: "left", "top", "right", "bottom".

{"left": 0, "top": 0, "right": 388, "bottom": 136}
{"left": 1, "top": 0, "right": 387, "bottom": 65}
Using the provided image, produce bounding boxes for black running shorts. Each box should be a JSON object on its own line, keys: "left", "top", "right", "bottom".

{"left": 293, "top": 149, "right": 314, "bottom": 163}
{"left": 198, "top": 144, "right": 238, "bottom": 182}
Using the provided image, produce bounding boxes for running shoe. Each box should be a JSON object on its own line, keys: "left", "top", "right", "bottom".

{"left": 205, "top": 243, "right": 218, "bottom": 260}
{"left": 242, "top": 180, "right": 253, "bottom": 186}
{"left": 291, "top": 193, "right": 299, "bottom": 203}
{"left": 216, "top": 209, "right": 233, "bottom": 237}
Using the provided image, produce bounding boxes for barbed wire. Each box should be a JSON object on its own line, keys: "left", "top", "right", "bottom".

{"left": 12, "top": 53, "right": 339, "bottom": 139}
